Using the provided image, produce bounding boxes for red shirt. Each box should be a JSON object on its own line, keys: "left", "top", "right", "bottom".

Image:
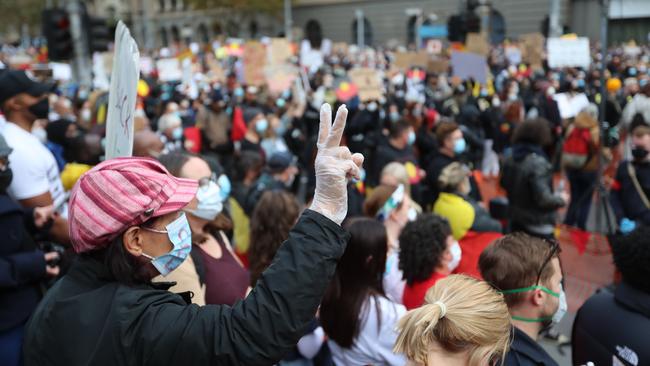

{"left": 402, "top": 272, "right": 447, "bottom": 310}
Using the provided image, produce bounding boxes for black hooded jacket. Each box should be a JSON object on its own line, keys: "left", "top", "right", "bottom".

{"left": 23, "top": 210, "right": 348, "bottom": 366}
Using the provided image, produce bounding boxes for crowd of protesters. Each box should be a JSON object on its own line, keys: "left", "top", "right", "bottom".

{"left": 0, "top": 30, "right": 649, "bottom": 366}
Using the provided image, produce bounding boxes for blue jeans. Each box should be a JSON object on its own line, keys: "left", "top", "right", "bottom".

{"left": 564, "top": 170, "right": 597, "bottom": 230}
{"left": 0, "top": 323, "right": 25, "bottom": 366}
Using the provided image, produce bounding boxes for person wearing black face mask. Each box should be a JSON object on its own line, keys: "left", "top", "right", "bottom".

{"left": 0, "top": 70, "right": 70, "bottom": 245}
{"left": 611, "top": 113, "right": 650, "bottom": 230}
{"left": 0, "top": 134, "right": 60, "bottom": 366}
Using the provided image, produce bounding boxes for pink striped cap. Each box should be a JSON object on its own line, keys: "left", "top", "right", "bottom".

{"left": 68, "top": 157, "right": 198, "bottom": 253}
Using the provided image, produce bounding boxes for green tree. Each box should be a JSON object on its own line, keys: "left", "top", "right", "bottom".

{"left": 186, "top": 0, "right": 286, "bottom": 15}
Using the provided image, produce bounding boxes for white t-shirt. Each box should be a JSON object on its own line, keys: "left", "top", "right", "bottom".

{"left": 2, "top": 122, "right": 68, "bottom": 218}
{"left": 328, "top": 295, "right": 408, "bottom": 366}
{"left": 384, "top": 250, "right": 406, "bottom": 304}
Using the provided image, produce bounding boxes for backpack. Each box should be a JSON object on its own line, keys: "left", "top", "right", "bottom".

{"left": 562, "top": 126, "right": 592, "bottom": 169}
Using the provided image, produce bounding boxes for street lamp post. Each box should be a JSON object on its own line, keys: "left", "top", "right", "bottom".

{"left": 356, "top": 9, "right": 364, "bottom": 49}
{"left": 284, "top": 0, "right": 292, "bottom": 42}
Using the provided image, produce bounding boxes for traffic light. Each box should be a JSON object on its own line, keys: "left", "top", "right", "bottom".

{"left": 466, "top": 12, "right": 481, "bottom": 33}
{"left": 42, "top": 8, "right": 73, "bottom": 61}
{"left": 447, "top": 15, "right": 464, "bottom": 42}
{"left": 85, "top": 15, "right": 111, "bottom": 53}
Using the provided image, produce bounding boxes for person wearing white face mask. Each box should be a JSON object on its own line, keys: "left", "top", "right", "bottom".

{"left": 157, "top": 112, "right": 184, "bottom": 152}
{"left": 159, "top": 152, "right": 250, "bottom": 306}
{"left": 479, "top": 233, "right": 565, "bottom": 366}
{"left": 398, "top": 213, "right": 460, "bottom": 310}
{"left": 363, "top": 184, "right": 416, "bottom": 304}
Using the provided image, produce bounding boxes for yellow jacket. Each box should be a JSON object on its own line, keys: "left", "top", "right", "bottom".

{"left": 433, "top": 192, "right": 475, "bottom": 240}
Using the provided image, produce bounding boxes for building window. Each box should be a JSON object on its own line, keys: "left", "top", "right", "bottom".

{"left": 161, "top": 27, "right": 169, "bottom": 47}
{"left": 198, "top": 23, "right": 209, "bottom": 44}
{"left": 171, "top": 25, "right": 181, "bottom": 43}
{"left": 351, "top": 17, "right": 373, "bottom": 46}
{"left": 407, "top": 16, "right": 432, "bottom": 46}
{"left": 159, "top": 0, "right": 165, "bottom": 12}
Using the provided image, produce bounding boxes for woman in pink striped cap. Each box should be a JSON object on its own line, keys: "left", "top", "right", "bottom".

{"left": 23, "top": 103, "right": 364, "bottom": 366}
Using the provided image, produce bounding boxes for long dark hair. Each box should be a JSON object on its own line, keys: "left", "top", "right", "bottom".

{"left": 320, "top": 218, "right": 388, "bottom": 348}
{"left": 248, "top": 190, "right": 300, "bottom": 286}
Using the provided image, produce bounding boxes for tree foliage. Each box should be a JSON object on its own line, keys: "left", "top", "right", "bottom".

{"left": 0, "top": 0, "right": 47, "bottom": 38}
{"left": 186, "top": 0, "right": 286, "bottom": 15}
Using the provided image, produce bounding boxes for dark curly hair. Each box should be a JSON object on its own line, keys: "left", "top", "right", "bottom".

{"left": 609, "top": 226, "right": 650, "bottom": 293}
{"left": 511, "top": 118, "right": 552, "bottom": 147}
{"left": 398, "top": 213, "right": 452, "bottom": 286}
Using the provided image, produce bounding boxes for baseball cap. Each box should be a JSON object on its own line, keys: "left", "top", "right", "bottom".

{"left": 268, "top": 151, "right": 296, "bottom": 174}
{"left": 68, "top": 157, "right": 198, "bottom": 253}
{"left": 0, "top": 134, "right": 12, "bottom": 157}
{"left": 0, "top": 70, "right": 55, "bottom": 106}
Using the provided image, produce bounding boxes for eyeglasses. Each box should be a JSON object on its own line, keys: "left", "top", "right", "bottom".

{"left": 535, "top": 238, "right": 561, "bottom": 286}
{"left": 198, "top": 172, "right": 218, "bottom": 188}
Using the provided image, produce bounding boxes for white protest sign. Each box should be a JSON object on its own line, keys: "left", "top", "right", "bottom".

{"left": 553, "top": 92, "right": 590, "bottom": 119}
{"left": 547, "top": 37, "right": 591, "bottom": 69}
{"left": 156, "top": 58, "right": 182, "bottom": 82}
{"left": 105, "top": 21, "right": 140, "bottom": 160}
{"left": 50, "top": 62, "right": 72, "bottom": 81}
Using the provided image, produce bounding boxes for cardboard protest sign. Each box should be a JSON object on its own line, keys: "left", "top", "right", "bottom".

{"left": 265, "top": 64, "right": 298, "bottom": 93}
{"left": 268, "top": 38, "right": 293, "bottom": 65}
{"left": 105, "top": 21, "right": 140, "bottom": 160}
{"left": 349, "top": 68, "right": 383, "bottom": 102}
{"left": 394, "top": 52, "right": 430, "bottom": 70}
{"left": 156, "top": 58, "right": 182, "bottom": 82}
{"left": 243, "top": 41, "right": 267, "bottom": 86}
{"left": 332, "top": 42, "right": 348, "bottom": 55}
{"left": 547, "top": 37, "right": 591, "bottom": 69}
{"left": 465, "top": 33, "right": 489, "bottom": 56}
{"left": 427, "top": 58, "right": 449, "bottom": 73}
{"left": 450, "top": 51, "right": 488, "bottom": 84}
{"left": 520, "top": 33, "right": 545, "bottom": 68}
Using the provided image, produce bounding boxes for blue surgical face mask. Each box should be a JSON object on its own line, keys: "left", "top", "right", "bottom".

{"left": 256, "top": 119, "right": 268, "bottom": 134}
{"left": 276, "top": 98, "right": 286, "bottom": 108}
{"left": 141, "top": 213, "right": 192, "bottom": 277}
{"left": 407, "top": 131, "right": 416, "bottom": 146}
{"left": 453, "top": 138, "right": 466, "bottom": 154}
{"left": 234, "top": 87, "right": 244, "bottom": 98}
{"left": 172, "top": 127, "right": 183, "bottom": 140}
{"left": 186, "top": 180, "right": 223, "bottom": 221}
{"left": 390, "top": 111, "right": 400, "bottom": 122}
{"left": 216, "top": 174, "right": 231, "bottom": 201}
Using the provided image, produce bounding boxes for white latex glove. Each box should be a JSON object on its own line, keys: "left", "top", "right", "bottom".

{"left": 309, "top": 103, "right": 364, "bottom": 225}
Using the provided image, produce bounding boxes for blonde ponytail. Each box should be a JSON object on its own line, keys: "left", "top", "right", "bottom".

{"left": 394, "top": 275, "right": 511, "bottom": 366}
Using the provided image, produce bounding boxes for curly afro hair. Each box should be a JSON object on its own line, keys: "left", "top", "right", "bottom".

{"left": 609, "top": 226, "right": 650, "bottom": 293}
{"left": 398, "top": 213, "right": 452, "bottom": 286}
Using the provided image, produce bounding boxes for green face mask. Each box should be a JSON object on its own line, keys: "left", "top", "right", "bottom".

{"left": 499, "top": 285, "right": 560, "bottom": 323}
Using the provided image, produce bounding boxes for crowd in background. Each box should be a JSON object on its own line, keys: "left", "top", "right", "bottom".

{"left": 1, "top": 32, "right": 650, "bottom": 366}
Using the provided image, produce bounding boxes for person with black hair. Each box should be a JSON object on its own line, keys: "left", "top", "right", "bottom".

{"left": 398, "top": 213, "right": 458, "bottom": 310}
{"left": 501, "top": 118, "right": 568, "bottom": 238}
{"left": 610, "top": 113, "right": 650, "bottom": 230}
{"left": 367, "top": 119, "right": 417, "bottom": 189}
{"left": 320, "top": 218, "right": 407, "bottom": 366}
{"left": 572, "top": 225, "right": 650, "bottom": 366}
